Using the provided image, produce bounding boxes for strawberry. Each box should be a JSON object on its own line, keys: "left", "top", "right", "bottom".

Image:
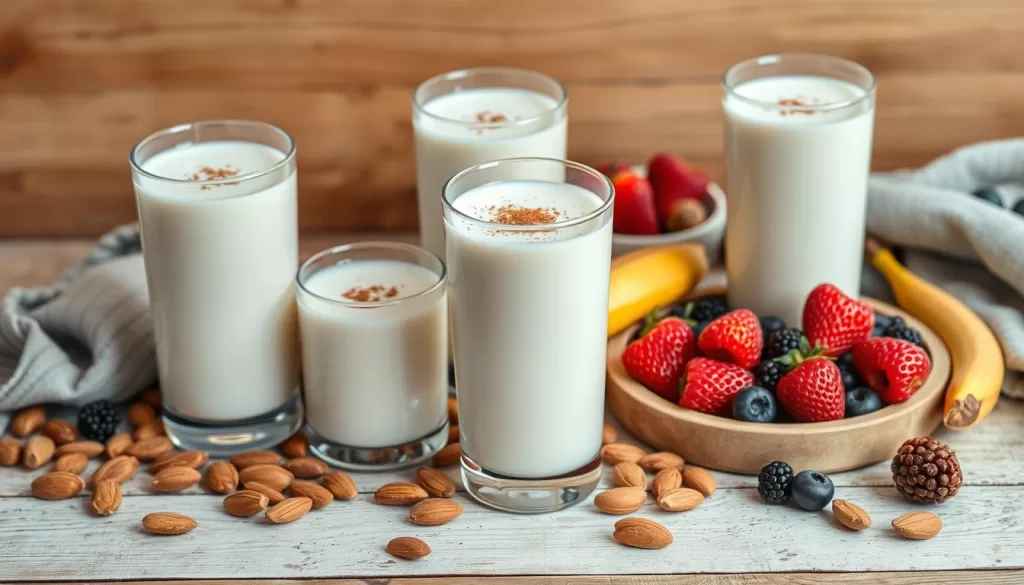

{"left": 802, "top": 283, "right": 874, "bottom": 357}
{"left": 852, "top": 337, "right": 932, "bottom": 404}
{"left": 697, "top": 309, "right": 763, "bottom": 369}
{"left": 678, "top": 357, "right": 755, "bottom": 416}
{"left": 647, "top": 153, "right": 709, "bottom": 230}
{"left": 776, "top": 357, "right": 845, "bottom": 422}
{"left": 622, "top": 314, "right": 697, "bottom": 402}
{"left": 611, "top": 170, "right": 659, "bottom": 235}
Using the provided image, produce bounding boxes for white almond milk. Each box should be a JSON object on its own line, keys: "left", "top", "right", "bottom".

{"left": 134, "top": 141, "right": 300, "bottom": 421}
{"left": 724, "top": 75, "right": 875, "bottom": 326}
{"left": 414, "top": 87, "right": 567, "bottom": 262}
{"left": 445, "top": 180, "right": 611, "bottom": 479}
{"left": 298, "top": 259, "right": 448, "bottom": 448}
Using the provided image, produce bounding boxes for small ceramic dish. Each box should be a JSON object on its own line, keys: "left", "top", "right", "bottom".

{"left": 611, "top": 180, "right": 727, "bottom": 262}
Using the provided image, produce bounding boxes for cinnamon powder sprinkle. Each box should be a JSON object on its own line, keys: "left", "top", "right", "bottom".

{"left": 341, "top": 284, "right": 402, "bottom": 303}
{"left": 777, "top": 98, "right": 816, "bottom": 117}
{"left": 490, "top": 204, "right": 561, "bottom": 226}
{"left": 187, "top": 166, "right": 241, "bottom": 190}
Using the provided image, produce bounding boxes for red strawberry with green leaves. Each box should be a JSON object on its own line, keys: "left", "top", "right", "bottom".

{"left": 622, "top": 313, "right": 697, "bottom": 402}
{"left": 678, "top": 357, "right": 755, "bottom": 416}
{"left": 803, "top": 283, "right": 874, "bottom": 357}
{"left": 852, "top": 337, "right": 932, "bottom": 404}
{"left": 697, "top": 309, "right": 763, "bottom": 369}
{"left": 611, "top": 170, "right": 659, "bottom": 235}
{"left": 776, "top": 356, "right": 845, "bottom": 422}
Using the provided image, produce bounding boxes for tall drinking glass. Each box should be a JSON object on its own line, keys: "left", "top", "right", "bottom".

{"left": 130, "top": 120, "right": 302, "bottom": 455}
{"left": 443, "top": 157, "right": 614, "bottom": 513}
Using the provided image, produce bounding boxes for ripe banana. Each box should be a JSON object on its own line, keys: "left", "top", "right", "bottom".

{"left": 608, "top": 243, "right": 709, "bottom": 337}
{"left": 865, "top": 238, "right": 1003, "bottom": 429}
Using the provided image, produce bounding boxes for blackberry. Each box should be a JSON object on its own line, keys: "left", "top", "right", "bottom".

{"left": 882, "top": 316, "right": 924, "bottom": 347}
{"left": 689, "top": 295, "right": 729, "bottom": 323}
{"left": 765, "top": 328, "right": 804, "bottom": 359}
{"left": 752, "top": 360, "right": 784, "bottom": 393}
{"left": 77, "top": 400, "right": 120, "bottom": 443}
{"left": 757, "top": 461, "right": 793, "bottom": 505}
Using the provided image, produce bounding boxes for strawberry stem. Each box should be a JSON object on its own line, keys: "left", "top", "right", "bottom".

{"left": 638, "top": 308, "right": 661, "bottom": 338}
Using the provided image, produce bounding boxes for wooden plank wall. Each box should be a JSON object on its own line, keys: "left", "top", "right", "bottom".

{"left": 1, "top": 0, "right": 1022, "bottom": 237}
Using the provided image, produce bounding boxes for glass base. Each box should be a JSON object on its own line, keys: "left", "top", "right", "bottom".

{"left": 461, "top": 451, "right": 602, "bottom": 514}
{"left": 305, "top": 419, "right": 449, "bottom": 472}
{"left": 163, "top": 392, "right": 304, "bottom": 457}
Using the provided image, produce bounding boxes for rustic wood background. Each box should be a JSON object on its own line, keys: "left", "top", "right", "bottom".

{"left": 1, "top": 0, "right": 1022, "bottom": 237}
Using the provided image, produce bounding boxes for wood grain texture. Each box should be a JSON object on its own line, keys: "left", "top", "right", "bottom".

{"left": 1, "top": 0, "right": 1023, "bottom": 236}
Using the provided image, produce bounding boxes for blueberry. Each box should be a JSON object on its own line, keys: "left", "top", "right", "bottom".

{"left": 972, "top": 186, "right": 1004, "bottom": 207}
{"left": 836, "top": 352, "right": 854, "bottom": 368}
{"left": 845, "top": 387, "right": 883, "bottom": 417}
{"left": 732, "top": 386, "right": 778, "bottom": 423}
{"left": 839, "top": 367, "right": 862, "bottom": 392}
{"left": 874, "top": 313, "right": 892, "bottom": 330}
{"left": 1014, "top": 199, "right": 1024, "bottom": 217}
{"left": 759, "top": 315, "right": 787, "bottom": 338}
{"left": 790, "top": 470, "right": 835, "bottom": 511}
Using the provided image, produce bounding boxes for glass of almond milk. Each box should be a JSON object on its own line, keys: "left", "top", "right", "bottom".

{"left": 296, "top": 242, "right": 449, "bottom": 470}
{"left": 723, "top": 54, "right": 876, "bottom": 327}
{"left": 130, "top": 120, "right": 303, "bottom": 455}
{"left": 443, "top": 158, "right": 614, "bottom": 513}
{"left": 413, "top": 68, "right": 568, "bottom": 263}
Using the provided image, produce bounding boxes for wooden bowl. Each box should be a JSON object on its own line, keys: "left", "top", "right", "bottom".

{"left": 606, "top": 297, "right": 950, "bottom": 475}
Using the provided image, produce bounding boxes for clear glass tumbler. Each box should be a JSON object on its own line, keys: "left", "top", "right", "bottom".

{"left": 297, "top": 242, "right": 449, "bottom": 470}
{"left": 723, "top": 54, "right": 876, "bottom": 327}
{"left": 130, "top": 120, "right": 302, "bottom": 455}
{"left": 443, "top": 157, "right": 614, "bottom": 513}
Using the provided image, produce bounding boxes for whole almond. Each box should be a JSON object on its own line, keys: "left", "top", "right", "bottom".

{"left": 56, "top": 440, "right": 106, "bottom": 458}
{"left": 152, "top": 466, "right": 203, "bottom": 493}
{"left": 639, "top": 451, "right": 684, "bottom": 471}
{"left": 892, "top": 511, "right": 942, "bottom": 540}
{"left": 53, "top": 452, "right": 88, "bottom": 474}
{"left": 90, "top": 455, "right": 140, "bottom": 486}
{"left": 266, "top": 497, "right": 312, "bottom": 523}
{"left": 231, "top": 450, "right": 283, "bottom": 469}
{"left": 149, "top": 450, "right": 209, "bottom": 474}
{"left": 651, "top": 467, "right": 683, "bottom": 499}
{"left": 91, "top": 479, "right": 122, "bottom": 515}
{"left": 142, "top": 512, "right": 197, "bottom": 535}
{"left": 126, "top": 436, "right": 172, "bottom": 461}
{"left": 132, "top": 421, "right": 164, "bottom": 441}
{"left": 0, "top": 437, "right": 21, "bottom": 466}
{"left": 223, "top": 490, "right": 270, "bottom": 517}
{"left": 681, "top": 466, "right": 717, "bottom": 497}
{"left": 656, "top": 487, "right": 704, "bottom": 512}
{"left": 138, "top": 388, "right": 162, "bottom": 409}
{"left": 239, "top": 464, "right": 294, "bottom": 492}
{"left": 321, "top": 471, "right": 358, "bottom": 501}
{"left": 31, "top": 471, "right": 85, "bottom": 500}
{"left": 601, "top": 443, "right": 647, "bottom": 465}
{"left": 612, "top": 461, "right": 647, "bottom": 490}
{"left": 432, "top": 442, "right": 461, "bottom": 467}
{"left": 387, "top": 536, "right": 431, "bottom": 560}
{"left": 128, "top": 403, "right": 157, "bottom": 427}
{"left": 409, "top": 498, "right": 463, "bottom": 526}
{"left": 285, "top": 457, "right": 327, "bottom": 479}
{"left": 40, "top": 420, "right": 77, "bottom": 445}
{"left": 594, "top": 487, "right": 647, "bottom": 515}
{"left": 289, "top": 481, "right": 334, "bottom": 508}
{"left": 375, "top": 482, "right": 429, "bottom": 506}
{"left": 23, "top": 435, "right": 56, "bottom": 469}
{"left": 279, "top": 433, "right": 308, "bottom": 458}
{"left": 447, "top": 397, "right": 458, "bottom": 423}
{"left": 613, "top": 517, "right": 673, "bottom": 549}
{"left": 602, "top": 423, "right": 618, "bottom": 445}
{"left": 245, "top": 481, "right": 286, "bottom": 505}
{"left": 11, "top": 406, "right": 46, "bottom": 437}
{"left": 832, "top": 499, "right": 871, "bottom": 531}
{"left": 205, "top": 461, "right": 240, "bottom": 494}
{"left": 416, "top": 467, "right": 456, "bottom": 498}
{"left": 448, "top": 424, "right": 460, "bottom": 444}
{"left": 105, "top": 434, "right": 134, "bottom": 458}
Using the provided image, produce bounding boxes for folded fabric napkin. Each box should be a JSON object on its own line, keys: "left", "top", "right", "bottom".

{"left": 863, "top": 138, "right": 1024, "bottom": 399}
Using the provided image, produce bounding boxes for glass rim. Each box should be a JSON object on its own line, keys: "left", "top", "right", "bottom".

{"left": 129, "top": 120, "right": 296, "bottom": 186}
{"left": 722, "top": 53, "right": 876, "bottom": 113}
{"left": 441, "top": 157, "right": 614, "bottom": 233}
{"left": 412, "top": 67, "right": 568, "bottom": 129}
{"left": 296, "top": 242, "right": 447, "bottom": 309}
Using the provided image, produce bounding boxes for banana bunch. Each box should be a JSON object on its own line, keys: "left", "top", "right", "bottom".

{"left": 607, "top": 243, "right": 709, "bottom": 337}
{"left": 866, "top": 239, "right": 1004, "bottom": 429}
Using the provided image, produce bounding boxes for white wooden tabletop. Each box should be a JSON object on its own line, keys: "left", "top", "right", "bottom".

{"left": 1, "top": 235, "right": 1023, "bottom": 585}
